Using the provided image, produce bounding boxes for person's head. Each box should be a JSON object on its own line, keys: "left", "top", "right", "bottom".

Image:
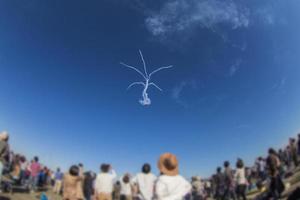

{"left": 268, "top": 148, "right": 276, "bottom": 155}
{"left": 20, "top": 156, "right": 26, "bottom": 163}
{"left": 78, "top": 163, "right": 83, "bottom": 168}
{"left": 217, "top": 167, "right": 222, "bottom": 173}
{"left": 100, "top": 164, "right": 110, "bottom": 173}
{"left": 69, "top": 165, "right": 79, "bottom": 176}
{"left": 0, "top": 131, "right": 9, "bottom": 142}
{"left": 123, "top": 174, "right": 130, "bottom": 183}
{"left": 34, "top": 156, "right": 39, "bottom": 162}
{"left": 298, "top": 133, "right": 300, "bottom": 138}
{"left": 142, "top": 163, "right": 151, "bottom": 174}
{"left": 224, "top": 161, "right": 230, "bottom": 168}
{"left": 236, "top": 159, "right": 244, "bottom": 169}
{"left": 158, "top": 153, "right": 179, "bottom": 176}
{"left": 57, "top": 168, "right": 60, "bottom": 172}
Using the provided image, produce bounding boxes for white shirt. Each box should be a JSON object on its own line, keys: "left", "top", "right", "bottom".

{"left": 155, "top": 175, "right": 191, "bottom": 200}
{"left": 234, "top": 168, "right": 247, "bottom": 185}
{"left": 94, "top": 170, "right": 117, "bottom": 194}
{"left": 132, "top": 173, "right": 157, "bottom": 200}
{"left": 120, "top": 177, "right": 132, "bottom": 196}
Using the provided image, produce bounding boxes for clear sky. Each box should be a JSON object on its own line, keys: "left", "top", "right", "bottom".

{"left": 0, "top": 0, "right": 300, "bottom": 178}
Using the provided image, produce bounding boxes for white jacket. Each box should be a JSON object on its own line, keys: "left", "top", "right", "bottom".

{"left": 94, "top": 170, "right": 117, "bottom": 194}
{"left": 234, "top": 168, "right": 247, "bottom": 185}
{"left": 132, "top": 173, "right": 157, "bottom": 200}
{"left": 155, "top": 175, "right": 191, "bottom": 200}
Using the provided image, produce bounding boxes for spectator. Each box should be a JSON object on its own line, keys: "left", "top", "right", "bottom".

{"left": 214, "top": 167, "right": 225, "bottom": 200}
{"left": 53, "top": 168, "right": 64, "bottom": 194}
{"left": 29, "top": 156, "right": 41, "bottom": 192}
{"left": 289, "top": 138, "right": 298, "bottom": 168}
{"left": 234, "top": 159, "right": 247, "bottom": 200}
{"left": 94, "top": 164, "right": 117, "bottom": 200}
{"left": 223, "top": 161, "right": 236, "bottom": 200}
{"left": 63, "top": 165, "right": 84, "bottom": 200}
{"left": 83, "top": 171, "right": 95, "bottom": 200}
{"left": 0, "top": 131, "right": 10, "bottom": 185}
{"left": 191, "top": 176, "right": 205, "bottom": 200}
{"left": 266, "top": 148, "right": 285, "bottom": 199}
{"left": 155, "top": 153, "right": 191, "bottom": 200}
{"left": 120, "top": 173, "right": 132, "bottom": 200}
{"left": 132, "top": 163, "right": 157, "bottom": 200}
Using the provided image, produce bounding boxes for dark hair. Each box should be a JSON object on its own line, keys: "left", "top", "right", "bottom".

{"left": 217, "top": 167, "right": 222, "bottom": 173}
{"left": 78, "top": 163, "right": 83, "bottom": 167}
{"left": 100, "top": 164, "right": 110, "bottom": 173}
{"left": 20, "top": 156, "right": 26, "bottom": 163}
{"left": 34, "top": 156, "right": 39, "bottom": 162}
{"left": 69, "top": 165, "right": 79, "bottom": 176}
{"left": 236, "top": 159, "right": 244, "bottom": 169}
{"left": 224, "top": 161, "right": 230, "bottom": 168}
{"left": 142, "top": 163, "right": 151, "bottom": 174}
{"left": 57, "top": 168, "right": 60, "bottom": 172}
{"left": 268, "top": 148, "right": 276, "bottom": 155}
{"left": 123, "top": 174, "right": 130, "bottom": 183}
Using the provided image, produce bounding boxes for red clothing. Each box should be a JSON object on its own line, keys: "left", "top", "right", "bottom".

{"left": 30, "top": 162, "right": 41, "bottom": 177}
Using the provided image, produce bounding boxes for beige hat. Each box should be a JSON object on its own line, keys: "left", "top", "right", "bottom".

{"left": 158, "top": 153, "right": 179, "bottom": 176}
{"left": 0, "top": 131, "right": 9, "bottom": 141}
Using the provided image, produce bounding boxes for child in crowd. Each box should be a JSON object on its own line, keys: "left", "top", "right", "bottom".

{"left": 120, "top": 173, "right": 132, "bottom": 200}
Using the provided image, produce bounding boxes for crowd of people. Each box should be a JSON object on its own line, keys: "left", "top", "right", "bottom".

{"left": 1, "top": 130, "right": 300, "bottom": 200}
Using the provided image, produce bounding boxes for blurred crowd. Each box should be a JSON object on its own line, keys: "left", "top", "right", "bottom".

{"left": 1, "top": 130, "right": 300, "bottom": 200}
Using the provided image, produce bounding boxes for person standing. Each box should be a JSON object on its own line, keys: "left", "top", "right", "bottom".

{"left": 94, "top": 164, "right": 117, "bottom": 200}
{"left": 191, "top": 176, "right": 205, "bottom": 200}
{"left": 63, "top": 165, "right": 84, "bottom": 200}
{"left": 266, "top": 148, "right": 285, "bottom": 200}
{"left": 289, "top": 138, "right": 298, "bottom": 168}
{"left": 215, "top": 167, "right": 225, "bottom": 200}
{"left": 29, "top": 156, "right": 41, "bottom": 192}
{"left": 83, "top": 171, "right": 95, "bottom": 200}
{"left": 234, "top": 159, "right": 247, "bottom": 200}
{"left": 0, "top": 131, "right": 10, "bottom": 186}
{"left": 155, "top": 153, "right": 191, "bottom": 200}
{"left": 120, "top": 173, "right": 133, "bottom": 200}
{"left": 132, "top": 163, "right": 157, "bottom": 200}
{"left": 223, "top": 161, "right": 236, "bottom": 200}
{"left": 53, "top": 168, "right": 64, "bottom": 194}
{"left": 256, "top": 157, "right": 266, "bottom": 180}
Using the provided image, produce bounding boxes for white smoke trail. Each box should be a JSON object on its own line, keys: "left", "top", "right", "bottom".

{"left": 120, "top": 50, "right": 173, "bottom": 106}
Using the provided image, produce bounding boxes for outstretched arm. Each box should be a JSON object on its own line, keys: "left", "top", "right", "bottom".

{"left": 149, "top": 65, "right": 173, "bottom": 78}
{"left": 120, "top": 62, "right": 147, "bottom": 80}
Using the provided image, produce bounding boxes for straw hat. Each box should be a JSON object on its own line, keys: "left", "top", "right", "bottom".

{"left": 158, "top": 153, "right": 179, "bottom": 176}
{"left": 0, "top": 131, "right": 9, "bottom": 141}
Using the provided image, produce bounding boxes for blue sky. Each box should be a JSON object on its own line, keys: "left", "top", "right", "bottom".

{"left": 0, "top": 0, "right": 300, "bottom": 177}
